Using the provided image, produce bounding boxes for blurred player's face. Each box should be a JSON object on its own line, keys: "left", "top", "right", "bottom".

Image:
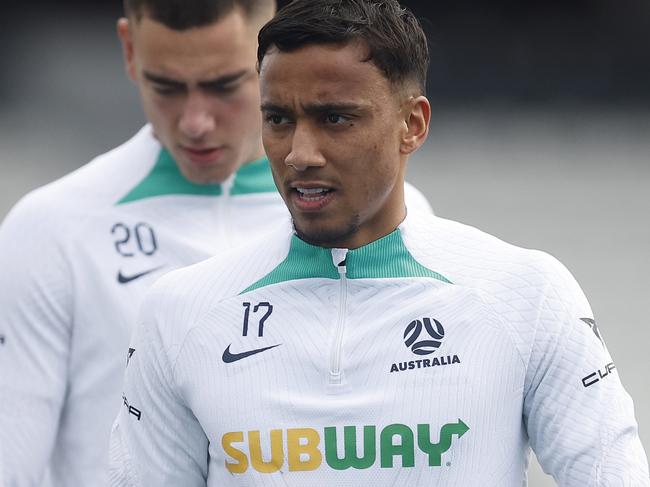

{"left": 118, "top": 10, "right": 266, "bottom": 184}
{"left": 260, "top": 42, "right": 430, "bottom": 248}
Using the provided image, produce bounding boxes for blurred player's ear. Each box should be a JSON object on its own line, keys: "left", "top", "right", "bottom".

{"left": 400, "top": 95, "right": 431, "bottom": 155}
{"left": 117, "top": 18, "right": 137, "bottom": 82}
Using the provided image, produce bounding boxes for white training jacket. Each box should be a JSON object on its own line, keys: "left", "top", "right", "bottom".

{"left": 109, "top": 212, "right": 649, "bottom": 486}
{"left": 0, "top": 124, "right": 434, "bottom": 487}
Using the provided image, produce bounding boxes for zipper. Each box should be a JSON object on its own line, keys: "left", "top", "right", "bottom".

{"left": 218, "top": 173, "right": 235, "bottom": 248}
{"left": 329, "top": 248, "right": 348, "bottom": 386}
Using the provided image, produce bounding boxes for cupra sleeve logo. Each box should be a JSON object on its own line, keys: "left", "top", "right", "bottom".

{"left": 404, "top": 318, "right": 445, "bottom": 355}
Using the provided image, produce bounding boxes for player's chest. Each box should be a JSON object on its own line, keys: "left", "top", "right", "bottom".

{"left": 182, "top": 280, "right": 526, "bottom": 447}
{"left": 180, "top": 281, "right": 527, "bottom": 482}
{"left": 71, "top": 199, "right": 285, "bottom": 294}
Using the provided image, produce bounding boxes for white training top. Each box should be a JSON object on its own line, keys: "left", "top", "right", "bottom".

{"left": 0, "top": 125, "right": 433, "bottom": 487}
{"left": 109, "top": 212, "right": 648, "bottom": 487}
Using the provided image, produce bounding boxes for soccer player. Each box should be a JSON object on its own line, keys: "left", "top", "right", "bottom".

{"left": 0, "top": 0, "right": 432, "bottom": 485}
{"left": 109, "top": 0, "right": 649, "bottom": 485}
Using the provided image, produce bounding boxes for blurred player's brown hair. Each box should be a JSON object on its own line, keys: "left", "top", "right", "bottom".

{"left": 124, "top": 0, "right": 276, "bottom": 29}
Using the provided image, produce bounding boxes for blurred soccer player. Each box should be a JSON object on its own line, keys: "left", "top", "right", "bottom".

{"left": 110, "top": 0, "right": 649, "bottom": 485}
{"left": 0, "top": 0, "right": 432, "bottom": 485}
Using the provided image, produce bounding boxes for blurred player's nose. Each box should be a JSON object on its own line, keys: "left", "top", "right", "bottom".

{"left": 179, "top": 94, "right": 215, "bottom": 140}
{"left": 284, "top": 123, "right": 326, "bottom": 171}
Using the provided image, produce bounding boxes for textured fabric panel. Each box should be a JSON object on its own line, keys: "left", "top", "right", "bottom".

{"left": 0, "top": 189, "right": 74, "bottom": 487}
{"left": 401, "top": 214, "right": 650, "bottom": 485}
{"left": 109, "top": 292, "right": 209, "bottom": 486}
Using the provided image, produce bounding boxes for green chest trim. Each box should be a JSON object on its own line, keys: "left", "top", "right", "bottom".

{"left": 117, "top": 149, "right": 275, "bottom": 205}
{"left": 242, "top": 229, "right": 452, "bottom": 294}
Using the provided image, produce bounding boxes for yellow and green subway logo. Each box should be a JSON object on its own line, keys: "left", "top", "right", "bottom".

{"left": 222, "top": 420, "right": 469, "bottom": 474}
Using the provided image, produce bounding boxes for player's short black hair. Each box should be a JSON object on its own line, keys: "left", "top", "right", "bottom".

{"left": 257, "top": 0, "right": 429, "bottom": 94}
{"left": 124, "top": 0, "right": 276, "bottom": 30}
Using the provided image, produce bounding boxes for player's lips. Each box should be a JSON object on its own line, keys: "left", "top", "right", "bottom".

{"left": 180, "top": 146, "right": 225, "bottom": 165}
{"left": 288, "top": 181, "right": 337, "bottom": 212}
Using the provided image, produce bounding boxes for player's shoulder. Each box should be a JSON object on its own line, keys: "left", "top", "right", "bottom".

{"left": 5, "top": 126, "right": 159, "bottom": 224}
{"left": 402, "top": 212, "right": 579, "bottom": 295}
{"left": 140, "top": 224, "right": 294, "bottom": 342}
{"left": 403, "top": 213, "right": 592, "bottom": 356}
{"left": 69, "top": 124, "right": 159, "bottom": 198}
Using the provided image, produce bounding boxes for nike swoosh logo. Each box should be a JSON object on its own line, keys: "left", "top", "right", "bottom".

{"left": 117, "top": 266, "right": 165, "bottom": 284}
{"left": 222, "top": 343, "right": 281, "bottom": 364}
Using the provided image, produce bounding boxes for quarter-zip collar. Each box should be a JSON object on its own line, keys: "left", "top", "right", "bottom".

{"left": 117, "top": 148, "right": 275, "bottom": 205}
{"left": 241, "top": 228, "right": 452, "bottom": 294}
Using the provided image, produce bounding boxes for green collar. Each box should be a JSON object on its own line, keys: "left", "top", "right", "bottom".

{"left": 242, "top": 229, "right": 452, "bottom": 294}
{"left": 117, "top": 149, "right": 276, "bottom": 205}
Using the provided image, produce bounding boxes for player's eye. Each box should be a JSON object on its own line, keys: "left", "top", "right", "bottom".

{"left": 265, "top": 114, "right": 291, "bottom": 126}
{"left": 152, "top": 84, "right": 183, "bottom": 96}
{"left": 324, "top": 113, "right": 349, "bottom": 125}
{"left": 205, "top": 83, "right": 239, "bottom": 97}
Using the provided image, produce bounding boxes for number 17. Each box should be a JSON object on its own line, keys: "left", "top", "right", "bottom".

{"left": 242, "top": 302, "right": 273, "bottom": 337}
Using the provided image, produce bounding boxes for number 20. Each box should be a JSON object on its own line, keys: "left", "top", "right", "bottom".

{"left": 112, "top": 222, "right": 158, "bottom": 257}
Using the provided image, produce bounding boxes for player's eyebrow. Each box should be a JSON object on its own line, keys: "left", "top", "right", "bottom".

{"left": 143, "top": 71, "right": 185, "bottom": 88}
{"left": 260, "top": 102, "right": 365, "bottom": 115}
{"left": 142, "top": 69, "right": 251, "bottom": 89}
{"left": 198, "top": 69, "right": 250, "bottom": 90}
{"left": 260, "top": 102, "right": 292, "bottom": 114}
{"left": 301, "top": 102, "right": 364, "bottom": 116}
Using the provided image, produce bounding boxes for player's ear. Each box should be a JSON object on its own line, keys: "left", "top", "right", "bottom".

{"left": 400, "top": 95, "right": 431, "bottom": 155}
{"left": 117, "top": 18, "right": 137, "bottom": 82}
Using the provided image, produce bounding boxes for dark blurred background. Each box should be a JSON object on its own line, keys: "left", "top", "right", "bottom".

{"left": 1, "top": 2, "right": 649, "bottom": 484}
{"left": 3, "top": 0, "right": 650, "bottom": 105}
{"left": 418, "top": 0, "right": 650, "bottom": 105}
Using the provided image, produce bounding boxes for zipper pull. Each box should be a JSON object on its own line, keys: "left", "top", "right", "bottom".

{"left": 331, "top": 248, "right": 348, "bottom": 275}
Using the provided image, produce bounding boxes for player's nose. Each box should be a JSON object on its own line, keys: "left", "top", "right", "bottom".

{"left": 179, "top": 93, "right": 216, "bottom": 140}
{"left": 284, "top": 123, "right": 326, "bottom": 171}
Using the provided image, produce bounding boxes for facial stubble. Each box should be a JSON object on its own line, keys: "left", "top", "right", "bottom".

{"left": 292, "top": 213, "right": 361, "bottom": 249}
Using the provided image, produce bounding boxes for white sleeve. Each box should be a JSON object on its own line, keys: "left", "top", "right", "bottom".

{"left": 523, "top": 255, "right": 649, "bottom": 486}
{"left": 109, "top": 284, "right": 209, "bottom": 487}
{"left": 404, "top": 181, "right": 434, "bottom": 215}
{"left": 0, "top": 195, "right": 72, "bottom": 486}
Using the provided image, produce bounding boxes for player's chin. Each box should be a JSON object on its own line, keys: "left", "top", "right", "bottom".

{"left": 293, "top": 217, "right": 359, "bottom": 248}
{"left": 186, "top": 163, "right": 237, "bottom": 185}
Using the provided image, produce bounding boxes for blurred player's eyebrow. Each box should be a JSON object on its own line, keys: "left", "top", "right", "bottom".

{"left": 143, "top": 71, "right": 183, "bottom": 86}
{"left": 198, "top": 70, "right": 250, "bottom": 89}
{"left": 142, "top": 70, "right": 250, "bottom": 88}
